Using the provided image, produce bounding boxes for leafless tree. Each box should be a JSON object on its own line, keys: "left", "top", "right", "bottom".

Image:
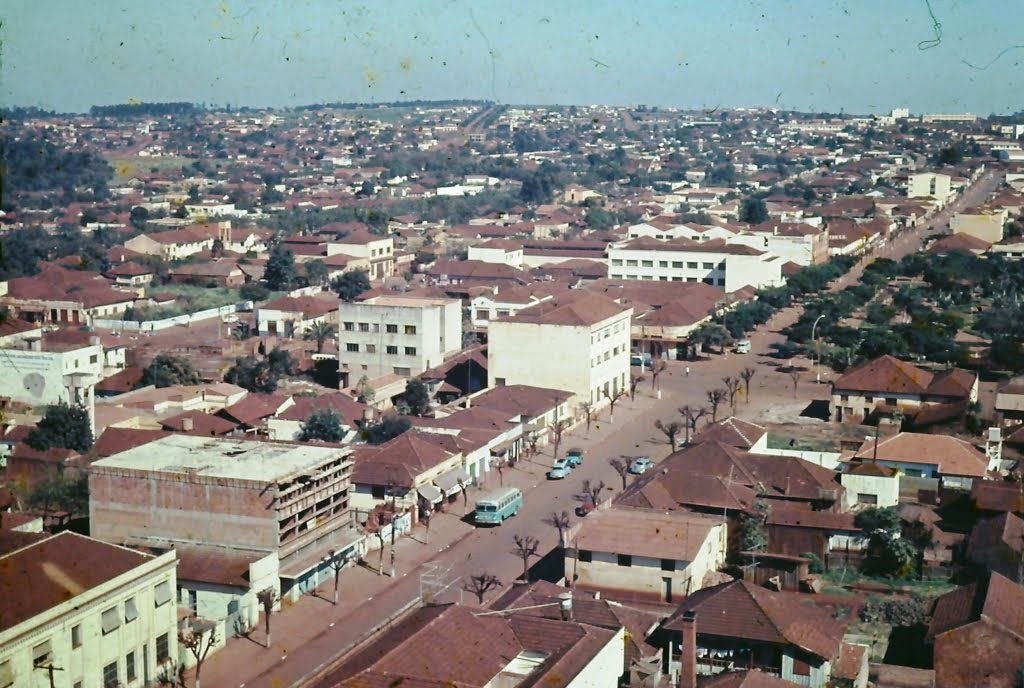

{"left": 722, "top": 376, "right": 742, "bottom": 412}
{"left": 323, "top": 548, "right": 347, "bottom": 605}
{"left": 463, "top": 572, "right": 503, "bottom": 604}
{"left": 256, "top": 588, "right": 279, "bottom": 649}
{"left": 603, "top": 389, "right": 628, "bottom": 423}
{"left": 545, "top": 510, "right": 571, "bottom": 544}
{"left": 609, "top": 458, "right": 630, "bottom": 490}
{"left": 549, "top": 418, "right": 571, "bottom": 459}
{"left": 582, "top": 478, "right": 606, "bottom": 505}
{"left": 512, "top": 534, "right": 540, "bottom": 582}
{"left": 740, "top": 366, "right": 757, "bottom": 402}
{"left": 176, "top": 621, "right": 218, "bottom": 688}
{"left": 678, "top": 405, "right": 708, "bottom": 445}
{"left": 788, "top": 368, "right": 801, "bottom": 397}
{"left": 706, "top": 388, "right": 727, "bottom": 423}
{"left": 421, "top": 507, "right": 433, "bottom": 542}
{"left": 524, "top": 429, "right": 541, "bottom": 460}
{"left": 578, "top": 401, "right": 596, "bottom": 433}
{"left": 654, "top": 419, "right": 684, "bottom": 448}
{"left": 493, "top": 458, "right": 506, "bottom": 486}
{"left": 650, "top": 360, "right": 667, "bottom": 397}
{"left": 457, "top": 476, "right": 469, "bottom": 515}
{"left": 629, "top": 374, "right": 644, "bottom": 401}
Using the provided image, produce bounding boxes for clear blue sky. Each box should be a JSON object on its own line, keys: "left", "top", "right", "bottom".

{"left": 4, "top": 0, "right": 1023, "bottom": 115}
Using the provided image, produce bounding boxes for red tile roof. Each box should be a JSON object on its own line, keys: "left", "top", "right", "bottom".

{"left": 926, "top": 572, "right": 1024, "bottom": 641}
{"left": 664, "top": 579, "right": 846, "bottom": 661}
{"left": 832, "top": 355, "right": 975, "bottom": 399}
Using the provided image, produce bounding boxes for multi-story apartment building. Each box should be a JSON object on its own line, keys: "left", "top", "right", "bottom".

{"left": 951, "top": 208, "right": 1008, "bottom": 244}
{"left": 0, "top": 531, "right": 179, "bottom": 688}
{"left": 89, "top": 435, "right": 360, "bottom": 603}
{"left": 487, "top": 290, "right": 632, "bottom": 407}
{"left": 327, "top": 231, "right": 395, "bottom": 280}
{"left": 907, "top": 172, "right": 951, "bottom": 200}
{"left": 729, "top": 222, "right": 830, "bottom": 266}
{"left": 336, "top": 295, "right": 462, "bottom": 381}
{"left": 607, "top": 237, "right": 785, "bottom": 292}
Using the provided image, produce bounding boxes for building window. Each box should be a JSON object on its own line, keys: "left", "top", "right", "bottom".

{"left": 343, "top": 322, "right": 354, "bottom": 331}
{"left": 496, "top": 309, "right": 510, "bottom": 317}
{"left": 156, "top": 633, "right": 170, "bottom": 662}
{"left": 611, "top": 259, "right": 623, "bottom": 266}
{"left": 71, "top": 624, "right": 82, "bottom": 648}
{"left": 672, "top": 261, "right": 683, "bottom": 268}
{"left": 90, "top": 354, "right": 99, "bottom": 364}
{"left": 386, "top": 324, "right": 398, "bottom": 334}
{"left": 641, "top": 260, "right": 654, "bottom": 267}
{"left": 865, "top": 395, "right": 874, "bottom": 403}
{"left": 702, "top": 262, "right": 714, "bottom": 269}
{"left": 617, "top": 554, "right": 632, "bottom": 567}
{"left": 626, "top": 260, "right": 638, "bottom": 267}
{"left": 393, "top": 367, "right": 411, "bottom": 376}
{"left": 840, "top": 394, "right": 849, "bottom": 403}
{"left": 858, "top": 493, "right": 879, "bottom": 504}
{"left": 495, "top": 377, "right": 506, "bottom": 386}
{"left": 475, "top": 309, "right": 489, "bottom": 320}
{"left": 126, "top": 652, "right": 137, "bottom": 682}
{"left": 386, "top": 345, "right": 398, "bottom": 355}
{"left": 103, "top": 662, "right": 118, "bottom": 688}
{"left": 659, "top": 261, "right": 668, "bottom": 267}
{"left": 74, "top": 682, "right": 82, "bottom": 688}
{"left": 661, "top": 559, "right": 676, "bottom": 571}
{"left": 404, "top": 347, "right": 417, "bottom": 356}
{"left": 154, "top": 581, "right": 172, "bottom": 607}
{"left": 101, "top": 606, "right": 121, "bottom": 634}
{"left": 32, "top": 640, "right": 53, "bottom": 667}
{"left": 885, "top": 397, "right": 897, "bottom": 406}
{"left": 346, "top": 343, "right": 359, "bottom": 352}
{"left": 125, "top": 597, "right": 139, "bottom": 623}
{"left": 359, "top": 322, "right": 370, "bottom": 332}
{"left": 365, "top": 344, "right": 376, "bottom": 353}
{"left": 405, "top": 325, "right": 417, "bottom": 335}
{"left": 578, "top": 549, "right": 592, "bottom": 562}
{"left": 687, "top": 261, "right": 698, "bottom": 268}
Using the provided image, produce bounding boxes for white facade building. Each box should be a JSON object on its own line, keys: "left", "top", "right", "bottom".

{"left": 0, "top": 532, "right": 179, "bottom": 688}
{"left": 608, "top": 237, "right": 785, "bottom": 292}
{"left": 337, "top": 295, "right": 462, "bottom": 379}
{"left": 487, "top": 291, "right": 632, "bottom": 406}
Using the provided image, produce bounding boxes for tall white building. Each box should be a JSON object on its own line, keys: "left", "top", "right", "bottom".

{"left": 336, "top": 295, "right": 462, "bottom": 380}
{"left": 0, "top": 532, "right": 179, "bottom": 688}
{"left": 907, "top": 173, "right": 951, "bottom": 200}
{"left": 487, "top": 290, "right": 632, "bottom": 407}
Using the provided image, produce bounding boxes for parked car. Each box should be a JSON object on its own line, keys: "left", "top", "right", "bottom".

{"left": 547, "top": 457, "right": 572, "bottom": 480}
{"left": 575, "top": 495, "right": 596, "bottom": 517}
{"left": 735, "top": 339, "right": 752, "bottom": 354}
{"left": 565, "top": 448, "right": 584, "bottom": 467}
{"left": 628, "top": 456, "right": 653, "bottom": 474}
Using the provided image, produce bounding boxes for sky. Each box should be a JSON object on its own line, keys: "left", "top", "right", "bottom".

{"left": 4, "top": 0, "right": 1024, "bottom": 115}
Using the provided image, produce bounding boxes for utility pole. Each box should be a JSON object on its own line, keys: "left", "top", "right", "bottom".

{"left": 811, "top": 314, "right": 825, "bottom": 384}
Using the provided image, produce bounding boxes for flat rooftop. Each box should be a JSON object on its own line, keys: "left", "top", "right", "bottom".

{"left": 91, "top": 434, "right": 352, "bottom": 483}
{"left": 360, "top": 295, "right": 458, "bottom": 308}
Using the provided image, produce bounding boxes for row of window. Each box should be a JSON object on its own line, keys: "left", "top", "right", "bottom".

{"left": 611, "top": 259, "right": 724, "bottom": 270}
{"left": 343, "top": 322, "right": 417, "bottom": 334}
{"left": 345, "top": 343, "right": 417, "bottom": 355}
{"left": 592, "top": 346, "right": 624, "bottom": 366}
{"left": 473, "top": 308, "right": 511, "bottom": 320}
{"left": 838, "top": 394, "right": 898, "bottom": 405}
{"left": 576, "top": 550, "right": 678, "bottom": 570}
{"left": 591, "top": 319, "right": 627, "bottom": 345}
{"left": 610, "top": 274, "right": 726, "bottom": 286}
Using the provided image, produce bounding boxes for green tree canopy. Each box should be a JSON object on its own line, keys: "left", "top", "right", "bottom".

{"left": 264, "top": 245, "right": 297, "bottom": 291}
{"left": 402, "top": 379, "right": 432, "bottom": 416}
{"left": 139, "top": 354, "right": 202, "bottom": 389}
{"left": 332, "top": 270, "right": 371, "bottom": 302}
{"left": 303, "top": 321, "right": 337, "bottom": 354}
{"left": 25, "top": 401, "right": 94, "bottom": 453}
{"left": 739, "top": 198, "right": 769, "bottom": 224}
{"left": 298, "top": 409, "right": 346, "bottom": 442}
{"left": 224, "top": 356, "right": 278, "bottom": 393}
{"left": 365, "top": 414, "right": 411, "bottom": 445}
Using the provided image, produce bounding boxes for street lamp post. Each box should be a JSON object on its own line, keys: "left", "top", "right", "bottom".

{"left": 811, "top": 314, "right": 825, "bottom": 384}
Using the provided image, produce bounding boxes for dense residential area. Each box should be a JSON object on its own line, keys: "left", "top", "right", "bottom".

{"left": 3, "top": 99, "right": 1024, "bottom": 688}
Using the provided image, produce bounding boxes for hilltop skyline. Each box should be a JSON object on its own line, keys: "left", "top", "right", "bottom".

{"left": 4, "top": 1, "right": 1024, "bottom": 115}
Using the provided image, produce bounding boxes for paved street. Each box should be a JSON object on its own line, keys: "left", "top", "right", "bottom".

{"left": 195, "top": 170, "right": 1003, "bottom": 688}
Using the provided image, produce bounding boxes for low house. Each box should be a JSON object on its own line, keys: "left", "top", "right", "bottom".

{"left": 265, "top": 393, "right": 367, "bottom": 442}
{"left": 662, "top": 579, "right": 851, "bottom": 688}
{"left": 0, "top": 531, "right": 180, "bottom": 688}
{"left": 830, "top": 355, "right": 978, "bottom": 424}
{"left": 166, "top": 259, "right": 245, "bottom": 287}
{"left": 844, "top": 432, "right": 992, "bottom": 490}
{"left": 765, "top": 508, "right": 867, "bottom": 565}
{"left": 565, "top": 507, "right": 727, "bottom": 603}
{"left": 926, "top": 572, "right": 1024, "bottom": 688}
{"left": 216, "top": 393, "right": 294, "bottom": 434}
{"left": 995, "top": 377, "right": 1024, "bottom": 424}
{"left": 320, "top": 602, "right": 624, "bottom": 688}
{"left": 839, "top": 460, "right": 900, "bottom": 507}
{"left": 257, "top": 293, "right": 339, "bottom": 338}
{"left": 105, "top": 261, "right": 155, "bottom": 288}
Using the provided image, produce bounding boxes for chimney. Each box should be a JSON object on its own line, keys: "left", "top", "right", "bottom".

{"left": 89, "top": 335, "right": 101, "bottom": 347}
{"left": 558, "top": 591, "right": 573, "bottom": 621}
{"left": 680, "top": 611, "right": 697, "bottom": 688}
{"left": 182, "top": 417, "right": 194, "bottom": 432}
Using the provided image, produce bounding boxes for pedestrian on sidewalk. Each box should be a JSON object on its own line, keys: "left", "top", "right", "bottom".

{"left": 685, "top": 366, "right": 690, "bottom": 377}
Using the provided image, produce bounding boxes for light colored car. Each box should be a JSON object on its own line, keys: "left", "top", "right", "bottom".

{"left": 628, "top": 456, "right": 653, "bottom": 474}
{"left": 735, "top": 339, "right": 752, "bottom": 354}
{"left": 565, "top": 448, "right": 584, "bottom": 467}
{"left": 547, "top": 457, "right": 572, "bottom": 480}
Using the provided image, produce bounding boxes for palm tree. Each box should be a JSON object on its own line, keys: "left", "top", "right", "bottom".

{"left": 304, "top": 321, "right": 337, "bottom": 354}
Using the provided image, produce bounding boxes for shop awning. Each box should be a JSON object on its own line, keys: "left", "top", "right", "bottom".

{"left": 490, "top": 438, "right": 517, "bottom": 455}
{"left": 434, "top": 467, "right": 471, "bottom": 496}
{"left": 417, "top": 484, "right": 443, "bottom": 504}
